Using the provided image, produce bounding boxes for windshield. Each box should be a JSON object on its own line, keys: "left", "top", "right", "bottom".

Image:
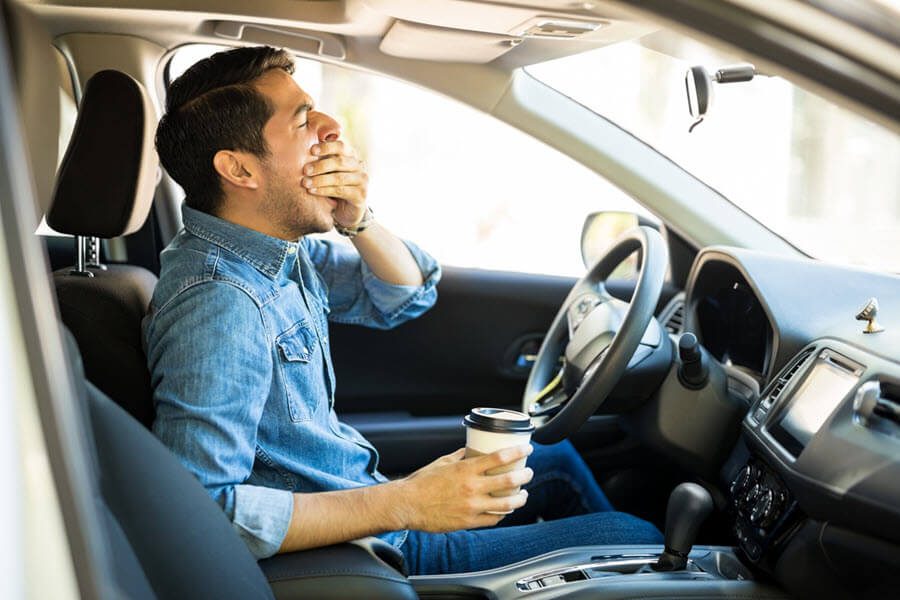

{"left": 526, "top": 31, "right": 900, "bottom": 273}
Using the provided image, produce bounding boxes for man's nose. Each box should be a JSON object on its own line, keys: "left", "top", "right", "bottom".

{"left": 312, "top": 111, "right": 341, "bottom": 143}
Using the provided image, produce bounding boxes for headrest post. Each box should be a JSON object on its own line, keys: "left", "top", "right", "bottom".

{"left": 85, "top": 236, "right": 107, "bottom": 271}
{"left": 69, "top": 235, "right": 94, "bottom": 278}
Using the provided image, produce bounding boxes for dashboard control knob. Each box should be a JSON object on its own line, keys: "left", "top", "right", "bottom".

{"left": 750, "top": 489, "right": 775, "bottom": 526}
{"left": 742, "top": 483, "right": 763, "bottom": 514}
{"left": 760, "top": 494, "right": 783, "bottom": 529}
{"left": 730, "top": 465, "right": 755, "bottom": 498}
{"left": 678, "top": 333, "right": 709, "bottom": 388}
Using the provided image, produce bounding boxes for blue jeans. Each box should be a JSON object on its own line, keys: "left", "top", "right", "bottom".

{"left": 400, "top": 441, "right": 663, "bottom": 575}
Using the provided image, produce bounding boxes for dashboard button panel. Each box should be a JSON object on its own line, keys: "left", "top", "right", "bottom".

{"left": 729, "top": 458, "right": 799, "bottom": 562}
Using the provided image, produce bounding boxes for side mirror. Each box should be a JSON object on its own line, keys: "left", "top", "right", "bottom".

{"left": 580, "top": 211, "right": 659, "bottom": 275}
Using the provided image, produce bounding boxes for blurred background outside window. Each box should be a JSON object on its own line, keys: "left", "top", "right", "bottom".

{"left": 168, "top": 45, "right": 651, "bottom": 278}
{"left": 527, "top": 31, "right": 900, "bottom": 273}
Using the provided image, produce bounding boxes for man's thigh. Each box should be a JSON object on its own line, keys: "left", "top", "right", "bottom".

{"left": 499, "top": 440, "right": 613, "bottom": 526}
{"left": 401, "top": 510, "right": 662, "bottom": 575}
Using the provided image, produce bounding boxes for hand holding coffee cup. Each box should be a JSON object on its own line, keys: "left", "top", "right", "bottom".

{"left": 464, "top": 407, "right": 535, "bottom": 514}
{"left": 393, "top": 441, "right": 533, "bottom": 532}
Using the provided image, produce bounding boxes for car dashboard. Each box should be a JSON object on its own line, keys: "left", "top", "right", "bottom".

{"left": 684, "top": 247, "right": 900, "bottom": 591}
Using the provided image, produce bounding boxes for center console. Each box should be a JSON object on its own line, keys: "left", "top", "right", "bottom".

{"left": 728, "top": 457, "right": 799, "bottom": 561}
{"left": 726, "top": 347, "right": 866, "bottom": 564}
{"left": 511, "top": 546, "right": 750, "bottom": 591}
{"left": 410, "top": 545, "right": 784, "bottom": 599}
{"left": 418, "top": 337, "right": 899, "bottom": 599}
{"left": 411, "top": 483, "right": 787, "bottom": 599}
{"left": 724, "top": 339, "right": 900, "bottom": 600}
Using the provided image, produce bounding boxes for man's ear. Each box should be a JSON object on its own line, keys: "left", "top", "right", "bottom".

{"left": 213, "top": 150, "right": 260, "bottom": 190}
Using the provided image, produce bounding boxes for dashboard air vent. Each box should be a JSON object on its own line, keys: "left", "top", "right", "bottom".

{"left": 659, "top": 295, "right": 686, "bottom": 335}
{"left": 768, "top": 348, "right": 815, "bottom": 404}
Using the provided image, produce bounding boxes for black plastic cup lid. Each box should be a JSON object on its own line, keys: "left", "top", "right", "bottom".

{"left": 463, "top": 407, "right": 535, "bottom": 434}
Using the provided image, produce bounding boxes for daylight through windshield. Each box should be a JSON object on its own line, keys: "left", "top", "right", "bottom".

{"left": 527, "top": 31, "right": 900, "bottom": 273}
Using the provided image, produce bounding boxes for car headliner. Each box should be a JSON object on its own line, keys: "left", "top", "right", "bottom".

{"left": 6, "top": 0, "right": 898, "bottom": 255}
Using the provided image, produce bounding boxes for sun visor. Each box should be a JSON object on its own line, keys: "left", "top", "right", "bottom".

{"left": 380, "top": 20, "right": 522, "bottom": 64}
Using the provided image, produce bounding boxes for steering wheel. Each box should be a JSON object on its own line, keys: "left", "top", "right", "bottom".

{"left": 523, "top": 226, "right": 669, "bottom": 444}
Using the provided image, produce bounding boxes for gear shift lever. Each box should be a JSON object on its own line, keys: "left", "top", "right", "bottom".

{"left": 654, "top": 482, "right": 713, "bottom": 571}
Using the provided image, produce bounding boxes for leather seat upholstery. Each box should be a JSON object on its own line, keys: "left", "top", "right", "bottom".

{"left": 71, "top": 329, "right": 278, "bottom": 599}
{"left": 49, "top": 69, "right": 159, "bottom": 427}
{"left": 67, "top": 325, "right": 417, "bottom": 599}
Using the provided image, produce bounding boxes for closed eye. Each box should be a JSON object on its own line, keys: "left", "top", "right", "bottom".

{"left": 294, "top": 102, "right": 312, "bottom": 129}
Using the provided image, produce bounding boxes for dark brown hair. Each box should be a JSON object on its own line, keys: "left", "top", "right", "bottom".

{"left": 155, "top": 46, "right": 294, "bottom": 214}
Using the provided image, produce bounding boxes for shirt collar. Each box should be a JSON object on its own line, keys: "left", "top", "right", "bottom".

{"left": 182, "top": 204, "right": 298, "bottom": 280}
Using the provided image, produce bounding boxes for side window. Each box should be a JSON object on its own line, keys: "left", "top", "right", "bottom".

{"left": 168, "top": 45, "right": 652, "bottom": 277}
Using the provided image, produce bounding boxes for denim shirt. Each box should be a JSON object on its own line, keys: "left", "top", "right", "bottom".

{"left": 143, "top": 205, "right": 440, "bottom": 558}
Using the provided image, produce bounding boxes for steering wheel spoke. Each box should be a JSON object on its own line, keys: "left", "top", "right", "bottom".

{"left": 566, "top": 292, "right": 602, "bottom": 337}
{"left": 566, "top": 278, "right": 615, "bottom": 333}
{"left": 526, "top": 366, "right": 569, "bottom": 419}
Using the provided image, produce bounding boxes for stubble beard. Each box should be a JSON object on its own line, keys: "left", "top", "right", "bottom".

{"left": 261, "top": 168, "right": 334, "bottom": 239}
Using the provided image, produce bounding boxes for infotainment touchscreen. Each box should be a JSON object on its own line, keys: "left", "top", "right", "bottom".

{"left": 769, "top": 350, "right": 861, "bottom": 456}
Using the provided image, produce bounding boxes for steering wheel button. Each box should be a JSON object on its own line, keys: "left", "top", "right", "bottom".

{"left": 577, "top": 297, "right": 594, "bottom": 313}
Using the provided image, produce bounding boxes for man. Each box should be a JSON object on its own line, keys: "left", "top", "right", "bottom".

{"left": 145, "top": 45, "right": 661, "bottom": 576}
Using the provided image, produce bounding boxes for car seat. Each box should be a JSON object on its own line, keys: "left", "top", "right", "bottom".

{"left": 65, "top": 325, "right": 416, "bottom": 599}
{"left": 48, "top": 68, "right": 159, "bottom": 428}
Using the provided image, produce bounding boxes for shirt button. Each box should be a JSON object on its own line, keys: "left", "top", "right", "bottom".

{"left": 286, "top": 245, "right": 296, "bottom": 254}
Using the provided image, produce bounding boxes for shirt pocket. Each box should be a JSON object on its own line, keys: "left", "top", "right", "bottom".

{"left": 275, "top": 319, "right": 319, "bottom": 422}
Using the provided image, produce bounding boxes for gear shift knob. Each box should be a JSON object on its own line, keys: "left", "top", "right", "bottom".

{"left": 655, "top": 482, "right": 714, "bottom": 571}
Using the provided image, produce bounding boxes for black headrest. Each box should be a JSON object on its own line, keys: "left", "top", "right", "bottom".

{"left": 48, "top": 69, "right": 158, "bottom": 238}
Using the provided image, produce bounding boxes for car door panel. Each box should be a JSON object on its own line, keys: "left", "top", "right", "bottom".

{"left": 332, "top": 265, "right": 680, "bottom": 478}
{"left": 343, "top": 412, "right": 627, "bottom": 477}
{"left": 332, "top": 265, "right": 678, "bottom": 417}
{"left": 331, "top": 265, "right": 573, "bottom": 416}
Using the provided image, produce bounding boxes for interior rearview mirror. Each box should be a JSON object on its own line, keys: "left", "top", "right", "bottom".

{"left": 686, "top": 63, "right": 757, "bottom": 131}
{"left": 685, "top": 65, "right": 713, "bottom": 120}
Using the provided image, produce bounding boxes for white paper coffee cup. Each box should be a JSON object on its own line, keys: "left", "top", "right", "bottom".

{"left": 463, "top": 407, "right": 535, "bottom": 514}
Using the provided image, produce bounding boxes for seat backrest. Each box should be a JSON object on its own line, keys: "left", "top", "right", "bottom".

{"left": 65, "top": 326, "right": 417, "bottom": 600}
{"left": 48, "top": 69, "right": 159, "bottom": 427}
{"left": 64, "top": 327, "right": 277, "bottom": 599}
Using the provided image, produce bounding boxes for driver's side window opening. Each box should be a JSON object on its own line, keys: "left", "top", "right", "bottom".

{"left": 166, "top": 44, "right": 653, "bottom": 277}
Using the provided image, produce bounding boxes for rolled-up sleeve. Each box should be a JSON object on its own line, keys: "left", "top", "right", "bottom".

{"left": 304, "top": 237, "right": 441, "bottom": 329}
{"left": 225, "top": 484, "right": 294, "bottom": 558}
{"left": 145, "top": 281, "right": 293, "bottom": 559}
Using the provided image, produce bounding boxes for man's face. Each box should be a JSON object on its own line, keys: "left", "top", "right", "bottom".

{"left": 253, "top": 68, "right": 342, "bottom": 239}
